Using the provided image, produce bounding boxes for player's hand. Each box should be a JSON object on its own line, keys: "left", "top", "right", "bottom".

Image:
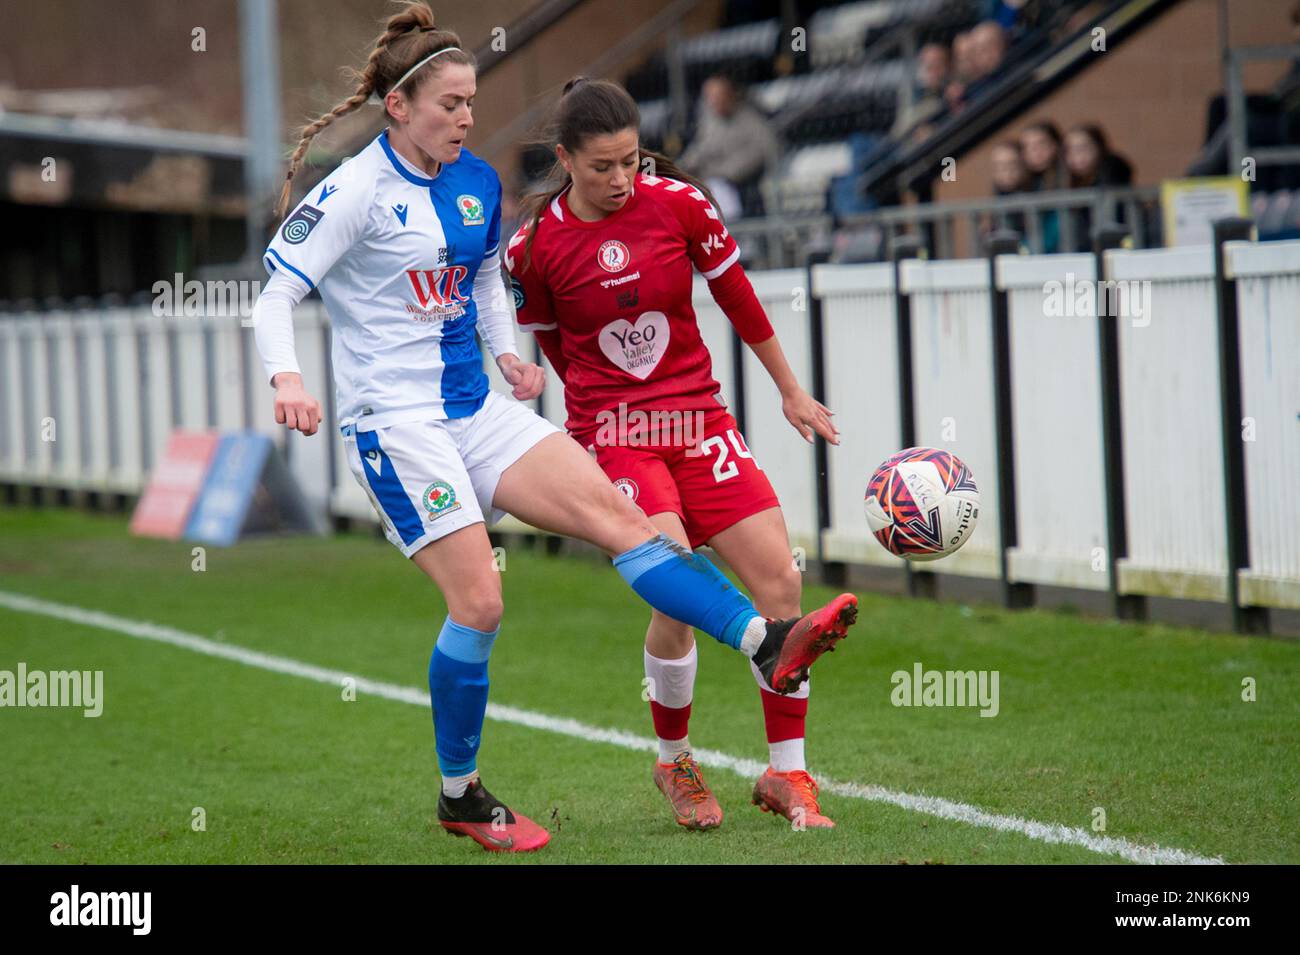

{"left": 498, "top": 354, "right": 545, "bottom": 401}
{"left": 782, "top": 387, "right": 839, "bottom": 446}
{"left": 271, "top": 372, "right": 322, "bottom": 436}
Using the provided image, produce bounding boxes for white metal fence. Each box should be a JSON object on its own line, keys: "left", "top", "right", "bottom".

{"left": 2, "top": 239, "right": 1298, "bottom": 614}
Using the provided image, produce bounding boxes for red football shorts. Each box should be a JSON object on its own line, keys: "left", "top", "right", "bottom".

{"left": 592, "top": 408, "right": 780, "bottom": 549}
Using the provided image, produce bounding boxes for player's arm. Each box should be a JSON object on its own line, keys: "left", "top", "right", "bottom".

{"left": 710, "top": 267, "right": 837, "bottom": 445}
{"left": 531, "top": 327, "right": 569, "bottom": 383}
{"left": 254, "top": 163, "right": 372, "bottom": 435}
{"left": 475, "top": 179, "right": 544, "bottom": 402}
{"left": 251, "top": 270, "right": 320, "bottom": 435}
{"left": 504, "top": 227, "right": 569, "bottom": 383}
{"left": 674, "top": 181, "right": 837, "bottom": 446}
{"left": 475, "top": 255, "right": 544, "bottom": 402}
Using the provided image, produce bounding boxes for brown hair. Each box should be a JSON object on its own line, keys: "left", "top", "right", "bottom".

{"left": 275, "top": 2, "right": 475, "bottom": 220}
{"left": 517, "top": 77, "right": 719, "bottom": 272}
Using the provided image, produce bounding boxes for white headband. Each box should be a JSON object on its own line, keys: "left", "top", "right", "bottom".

{"left": 390, "top": 46, "right": 463, "bottom": 94}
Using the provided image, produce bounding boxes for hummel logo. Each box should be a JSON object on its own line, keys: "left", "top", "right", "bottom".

{"left": 393, "top": 203, "right": 408, "bottom": 226}
{"left": 701, "top": 233, "right": 724, "bottom": 254}
{"left": 318, "top": 183, "right": 338, "bottom": 203}
{"left": 464, "top": 735, "right": 479, "bottom": 747}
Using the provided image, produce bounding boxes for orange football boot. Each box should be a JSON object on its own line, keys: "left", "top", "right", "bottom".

{"left": 752, "top": 768, "right": 835, "bottom": 828}
{"left": 652, "top": 752, "right": 724, "bottom": 830}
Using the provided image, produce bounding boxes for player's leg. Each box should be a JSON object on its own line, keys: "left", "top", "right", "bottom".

{"left": 408, "top": 526, "right": 549, "bottom": 852}
{"left": 638, "top": 510, "right": 724, "bottom": 830}
{"left": 707, "top": 507, "right": 835, "bottom": 829}
{"left": 491, "top": 428, "right": 858, "bottom": 689}
{"left": 343, "top": 417, "right": 547, "bottom": 853}
{"left": 591, "top": 441, "right": 722, "bottom": 829}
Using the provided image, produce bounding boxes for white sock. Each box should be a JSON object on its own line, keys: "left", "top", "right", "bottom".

{"left": 441, "top": 769, "right": 479, "bottom": 798}
{"left": 646, "top": 645, "right": 697, "bottom": 764}
{"left": 738, "top": 616, "right": 768, "bottom": 658}
{"left": 769, "top": 738, "right": 806, "bottom": 774}
{"left": 644, "top": 644, "right": 698, "bottom": 709}
{"left": 658, "top": 736, "right": 692, "bottom": 763}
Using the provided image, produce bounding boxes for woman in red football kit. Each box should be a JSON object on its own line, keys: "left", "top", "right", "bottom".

{"left": 507, "top": 78, "right": 843, "bottom": 831}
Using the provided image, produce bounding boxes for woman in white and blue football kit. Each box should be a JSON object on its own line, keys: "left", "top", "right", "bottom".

{"left": 250, "top": 2, "right": 858, "bottom": 854}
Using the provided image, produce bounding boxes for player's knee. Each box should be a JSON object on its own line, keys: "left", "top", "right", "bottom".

{"left": 753, "top": 561, "right": 803, "bottom": 619}
{"left": 449, "top": 584, "right": 504, "bottom": 633}
{"left": 649, "top": 612, "right": 694, "bottom": 654}
{"left": 586, "top": 482, "right": 655, "bottom": 548}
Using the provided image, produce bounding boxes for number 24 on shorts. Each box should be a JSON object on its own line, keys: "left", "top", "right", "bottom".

{"left": 699, "top": 429, "right": 761, "bottom": 482}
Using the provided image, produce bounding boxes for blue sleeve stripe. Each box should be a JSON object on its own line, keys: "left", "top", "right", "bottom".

{"left": 266, "top": 248, "right": 316, "bottom": 289}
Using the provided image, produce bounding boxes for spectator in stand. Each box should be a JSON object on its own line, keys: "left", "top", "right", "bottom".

{"left": 944, "top": 31, "right": 976, "bottom": 114}
{"left": 1064, "top": 123, "right": 1133, "bottom": 244}
{"left": 969, "top": 21, "right": 1010, "bottom": 84}
{"left": 891, "top": 42, "right": 950, "bottom": 138}
{"left": 987, "top": 139, "right": 1030, "bottom": 237}
{"left": 678, "top": 74, "right": 779, "bottom": 220}
{"left": 993, "top": 139, "right": 1030, "bottom": 195}
{"left": 945, "top": 22, "right": 1009, "bottom": 115}
{"left": 1064, "top": 124, "right": 1133, "bottom": 189}
{"left": 1020, "top": 120, "right": 1066, "bottom": 251}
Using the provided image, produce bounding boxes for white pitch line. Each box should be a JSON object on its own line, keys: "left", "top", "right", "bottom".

{"left": 0, "top": 589, "right": 1224, "bottom": 865}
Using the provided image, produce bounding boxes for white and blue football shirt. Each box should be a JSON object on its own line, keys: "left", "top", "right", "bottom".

{"left": 263, "top": 129, "right": 503, "bottom": 430}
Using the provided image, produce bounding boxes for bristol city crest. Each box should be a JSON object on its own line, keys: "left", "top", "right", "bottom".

{"left": 597, "top": 240, "right": 630, "bottom": 273}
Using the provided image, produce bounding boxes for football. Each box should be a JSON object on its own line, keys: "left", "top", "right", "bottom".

{"left": 864, "top": 448, "right": 981, "bottom": 561}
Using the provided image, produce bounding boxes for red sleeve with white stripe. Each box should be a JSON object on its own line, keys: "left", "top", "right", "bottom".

{"left": 503, "top": 223, "right": 558, "bottom": 333}
{"left": 659, "top": 177, "right": 741, "bottom": 280}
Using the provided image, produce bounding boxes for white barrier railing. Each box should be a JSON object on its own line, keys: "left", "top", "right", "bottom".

{"left": 998, "top": 254, "right": 1110, "bottom": 591}
{"left": 1107, "top": 246, "right": 1229, "bottom": 601}
{"left": 898, "top": 258, "right": 1003, "bottom": 579}
{"left": 814, "top": 263, "right": 900, "bottom": 567}
{"left": 1229, "top": 241, "right": 1300, "bottom": 610}
{"left": 2, "top": 239, "right": 1298, "bottom": 617}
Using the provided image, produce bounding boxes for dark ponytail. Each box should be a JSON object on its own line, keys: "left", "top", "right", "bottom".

{"left": 518, "top": 77, "right": 720, "bottom": 271}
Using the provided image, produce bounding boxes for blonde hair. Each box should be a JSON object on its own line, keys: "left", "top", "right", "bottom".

{"left": 275, "top": 2, "right": 475, "bottom": 219}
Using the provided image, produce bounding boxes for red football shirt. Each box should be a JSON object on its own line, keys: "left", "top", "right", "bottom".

{"left": 505, "top": 174, "right": 741, "bottom": 446}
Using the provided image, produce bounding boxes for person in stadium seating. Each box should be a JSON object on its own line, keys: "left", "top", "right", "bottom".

{"left": 943, "top": 31, "right": 976, "bottom": 115}
{"left": 1064, "top": 123, "right": 1133, "bottom": 246}
{"left": 250, "top": 2, "right": 858, "bottom": 855}
{"left": 987, "top": 139, "right": 1030, "bottom": 238}
{"left": 678, "top": 73, "right": 779, "bottom": 220}
{"left": 1064, "top": 124, "right": 1132, "bottom": 190}
{"left": 508, "top": 77, "right": 851, "bottom": 833}
{"left": 891, "top": 42, "right": 950, "bottom": 139}
{"left": 1020, "top": 120, "right": 1065, "bottom": 251}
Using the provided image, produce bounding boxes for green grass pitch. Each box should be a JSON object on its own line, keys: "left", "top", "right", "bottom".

{"left": 1, "top": 506, "right": 1296, "bottom": 864}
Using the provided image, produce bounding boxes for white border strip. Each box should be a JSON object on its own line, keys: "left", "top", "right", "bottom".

{"left": 0, "top": 589, "right": 1224, "bottom": 865}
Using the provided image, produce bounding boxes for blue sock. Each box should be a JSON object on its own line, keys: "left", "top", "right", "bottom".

{"left": 612, "top": 534, "right": 760, "bottom": 650}
{"left": 428, "top": 616, "right": 498, "bottom": 778}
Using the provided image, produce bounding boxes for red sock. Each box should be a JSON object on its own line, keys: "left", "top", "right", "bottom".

{"left": 759, "top": 688, "right": 807, "bottom": 744}
{"left": 650, "top": 700, "right": 692, "bottom": 746}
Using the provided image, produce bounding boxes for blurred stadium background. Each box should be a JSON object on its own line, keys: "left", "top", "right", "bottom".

{"left": 1, "top": 0, "right": 1298, "bottom": 632}
{"left": 1, "top": 0, "right": 1298, "bottom": 865}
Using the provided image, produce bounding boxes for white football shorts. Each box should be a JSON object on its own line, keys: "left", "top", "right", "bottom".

{"left": 341, "top": 390, "right": 561, "bottom": 558}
